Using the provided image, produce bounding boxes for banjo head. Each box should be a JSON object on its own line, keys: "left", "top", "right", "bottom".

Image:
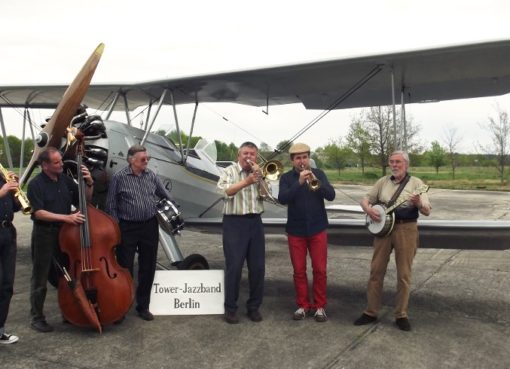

{"left": 366, "top": 204, "right": 395, "bottom": 236}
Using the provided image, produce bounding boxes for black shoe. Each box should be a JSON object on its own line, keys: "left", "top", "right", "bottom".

{"left": 353, "top": 313, "right": 377, "bottom": 326}
{"left": 395, "top": 317, "right": 411, "bottom": 331}
{"left": 224, "top": 311, "right": 239, "bottom": 324}
{"left": 30, "top": 320, "right": 54, "bottom": 333}
{"left": 247, "top": 310, "right": 263, "bottom": 322}
{"left": 137, "top": 310, "right": 154, "bottom": 321}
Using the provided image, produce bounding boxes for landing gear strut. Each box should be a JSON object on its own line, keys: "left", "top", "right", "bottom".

{"left": 158, "top": 229, "right": 209, "bottom": 270}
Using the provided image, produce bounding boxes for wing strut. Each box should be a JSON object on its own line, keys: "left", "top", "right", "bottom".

{"left": 391, "top": 67, "right": 397, "bottom": 149}
{"left": 141, "top": 89, "right": 168, "bottom": 146}
{"left": 166, "top": 90, "right": 185, "bottom": 162}
{"left": 122, "top": 93, "right": 131, "bottom": 126}
{"left": 105, "top": 91, "right": 121, "bottom": 120}
{"left": 183, "top": 99, "right": 199, "bottom": 166}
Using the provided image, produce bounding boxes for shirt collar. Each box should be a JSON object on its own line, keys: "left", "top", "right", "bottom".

{"left": 236, "top": 162, "right": 251, "bottom": 174}
{"left": 390, "top": 173, "right": 409, "bottom": 183}
{"left": 127, "top": 166, "right": 147, "bottom": 176}
{"left": 41, "top": 171, "right": 61, "bottom": 182}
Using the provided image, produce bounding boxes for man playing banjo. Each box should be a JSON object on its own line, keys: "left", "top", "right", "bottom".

{"left": 354, "top": 150, "right": 431, "bottom": 331}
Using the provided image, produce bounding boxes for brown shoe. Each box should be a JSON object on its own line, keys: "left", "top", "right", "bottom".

{"left": 224, "top": 311, "right": 239, "bottom": 324}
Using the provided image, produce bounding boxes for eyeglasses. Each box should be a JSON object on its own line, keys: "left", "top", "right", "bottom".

{"left": 139, "top": 156, "right": 151, "bottom": 163}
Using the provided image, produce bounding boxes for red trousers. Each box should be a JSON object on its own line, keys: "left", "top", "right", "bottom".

{"left": 287, "top": 231, "right": 327, "bottom": 310}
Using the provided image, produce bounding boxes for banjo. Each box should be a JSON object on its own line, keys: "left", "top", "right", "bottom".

{"left": 366, "top": 184, "right": 429, "bottom": 237}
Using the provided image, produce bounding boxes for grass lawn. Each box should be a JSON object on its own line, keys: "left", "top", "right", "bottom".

{"left": 325, "top": 166, "right": 510, "bottom": 191}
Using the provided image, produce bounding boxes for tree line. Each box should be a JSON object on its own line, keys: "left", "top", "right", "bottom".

{"left": 162, "top": 105, "right": 510, "bottom": 184}
{"left": 7, "top": 104, "right": 508, "bottom": 184}
{"left": 0, "top": 136, "right": 34, "bottom": 168}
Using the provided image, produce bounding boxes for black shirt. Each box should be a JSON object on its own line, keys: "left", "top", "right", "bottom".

{"left": 0, "top": 178, "right": 21, "bottom": 222}
{"left": 27, "top": 172, "right": 79, "bottom": 222}
{"left": 278, "top": 168, "right": 336, "bottom": 237}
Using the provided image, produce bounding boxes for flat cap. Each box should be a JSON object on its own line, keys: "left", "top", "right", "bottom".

{"left": 289, "top": 142, "right": 311, "bottom": 154}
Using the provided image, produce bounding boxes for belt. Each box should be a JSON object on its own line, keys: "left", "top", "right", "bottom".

{"left": 394, "top": 218, "right": 417, "bottom": 224}
{"left": 120, "top": 216, "right": 156, "bottom": 224}
{"left": 34, "top": 221, "right": 62, "bottom": 229}
{"left": 0, "top": 220, "right": 12, "bottom": 228}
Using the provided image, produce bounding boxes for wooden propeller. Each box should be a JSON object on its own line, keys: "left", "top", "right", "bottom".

{"left": 19, "top": 43, "right": 105, "bottom": 187}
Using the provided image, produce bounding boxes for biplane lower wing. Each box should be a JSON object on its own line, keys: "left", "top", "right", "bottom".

{"left": 184, "top": 218, "right": 510, "bottom": 250}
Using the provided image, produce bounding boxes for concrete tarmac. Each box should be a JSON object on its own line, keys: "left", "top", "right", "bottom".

{"left": 1, "top": 186, "right": 509, "bottom": 369}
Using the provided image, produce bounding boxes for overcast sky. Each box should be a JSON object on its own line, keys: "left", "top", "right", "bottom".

{"left": 2, "top": 0, "right": 510, "bottom": 153}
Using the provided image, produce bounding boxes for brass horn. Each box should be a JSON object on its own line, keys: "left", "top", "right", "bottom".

{"left": 262, "top": 160, "right": 284, "bottom": 181}
{"left": 246, "top": 159, "right": 281, "bottom": 204}
{"left": 301, "top": 165, "right": 321, "bottom": 191}
{"left": 0, "top": 164, "right": 31, "bottom": 214}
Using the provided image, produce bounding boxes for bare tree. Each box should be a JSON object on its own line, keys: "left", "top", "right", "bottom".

{"left": 365, "top": 106, "right": 391, "bottom": 175}
{"left": 364, "top": 106, "right": 421, "bottom": 175}
{"left": 442, "top": 125, "right": 462, "bottom": 179}
{"left": 480, "top": 107, "right": 510, "bottom": 183}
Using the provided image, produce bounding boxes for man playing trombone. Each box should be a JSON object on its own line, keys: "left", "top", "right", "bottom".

{"left": 217, "top": 142, "right": 266, "bottom": 324}
{"left": 278, "top": 143, "right": 335, "bottom": 322}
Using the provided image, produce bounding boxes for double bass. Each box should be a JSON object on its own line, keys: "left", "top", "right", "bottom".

{"left": 58, "top": 130, "right": 134, "bottom": 331}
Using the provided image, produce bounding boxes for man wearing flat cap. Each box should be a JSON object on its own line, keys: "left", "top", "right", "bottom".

{"left": 278, "top": 142, "right": 335, "bottom": 322}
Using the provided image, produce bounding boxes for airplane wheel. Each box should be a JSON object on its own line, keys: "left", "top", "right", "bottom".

{"left": 177, "top": 254, "right": 209, "bottom": 270}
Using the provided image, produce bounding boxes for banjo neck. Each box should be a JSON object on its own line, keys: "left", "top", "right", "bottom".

{"left": 384, "top": 184, "right": 430, "bottom": 215}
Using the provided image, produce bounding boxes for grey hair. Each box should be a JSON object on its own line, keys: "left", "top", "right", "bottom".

{"left": 127, "top": 144, "right": 147, "bottom": 162}
{"left": 390, "top": 150, "right": 410, "bottom": 166}
{"left": 238, "top": 141, "right": 258, "bottom": 153}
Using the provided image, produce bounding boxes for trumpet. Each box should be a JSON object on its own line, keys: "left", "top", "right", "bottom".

{"left": 0, "top": 164, "right": 32, "bottom": 214}
{"left": 301, "top": 165, "right": 321, "bottom": 191}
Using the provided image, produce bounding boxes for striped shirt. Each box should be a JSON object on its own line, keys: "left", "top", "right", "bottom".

{"left": 217, "top": 162, "right": 264, "bottom": 215}
{"left": 105, "top": 165, "right": 171, "bottom": 222}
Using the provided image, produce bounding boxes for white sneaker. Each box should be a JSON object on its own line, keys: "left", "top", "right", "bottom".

{"left": 314, "top": 308, "right": 328, "bottom": 322}
{"left": 293, "top": 307, "right": 308, "bottom": 320}
{"left": 0, "top": 333, "right": 19, "bottom": 344}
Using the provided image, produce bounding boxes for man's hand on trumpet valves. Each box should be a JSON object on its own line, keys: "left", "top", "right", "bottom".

{"left": 298, "top": 168, "right": 313, "bottom": 186}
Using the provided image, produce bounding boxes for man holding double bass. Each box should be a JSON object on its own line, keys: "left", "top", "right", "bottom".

{"left": 354, "top": 150, "right": 431, "bottom": 332}
{"left": 27, "top": 147, "right": 94, "bottom": 333}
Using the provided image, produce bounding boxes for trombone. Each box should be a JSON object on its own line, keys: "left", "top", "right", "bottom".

{"left": 246, "top": 157, "right": 284, "bottom": 204}
{"left": 301, "top": 165, "right": 321, "bottom": 191}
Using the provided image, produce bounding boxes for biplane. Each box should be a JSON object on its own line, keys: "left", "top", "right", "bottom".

{"left": 1, "top": 40, "right": 509, "bottom": 270}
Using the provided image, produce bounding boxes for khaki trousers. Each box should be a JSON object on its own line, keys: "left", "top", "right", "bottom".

{"left": 364, "top": 222, "right": 418, "bottom": 319}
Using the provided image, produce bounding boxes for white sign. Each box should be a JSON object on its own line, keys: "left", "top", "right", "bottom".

{"left": 150, "top": 270, "right": 224, "bottom": 315}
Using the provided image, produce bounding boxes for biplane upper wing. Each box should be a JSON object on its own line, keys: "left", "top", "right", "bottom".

{"left": 2, "top": 39, "right": 510, "bottom": 111}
